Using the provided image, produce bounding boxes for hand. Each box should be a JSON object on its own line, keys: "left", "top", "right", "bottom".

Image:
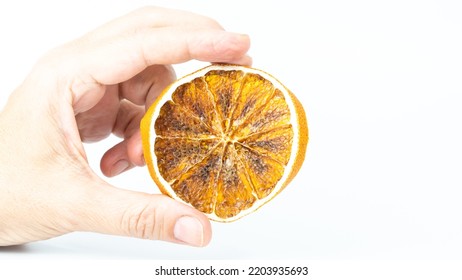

{"left": 0, "top": 6, "right": 251, "bottom": 247}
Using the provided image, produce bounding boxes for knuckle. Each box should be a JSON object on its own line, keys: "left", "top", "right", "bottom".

{"left": 121, "top": 203, "right": 165, "bottom": 240}
{"left": 153, "top": 64, "right": 177, "bottom": 87}
{"left": 163, "top": 64, "right": 177, "bottom": 81}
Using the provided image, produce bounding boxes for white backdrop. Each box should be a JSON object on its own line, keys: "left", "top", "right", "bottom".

{"left": 0, "top": 0, "right": 462, "bottom": 260}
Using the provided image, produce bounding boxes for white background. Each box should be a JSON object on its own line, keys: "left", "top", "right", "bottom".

{"left": 1, "top": 0, "right": 462, "bottom": 266}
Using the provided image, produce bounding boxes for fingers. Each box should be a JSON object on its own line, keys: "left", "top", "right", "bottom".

{"left": 100, "top": 132, "right": 143, "bottom": 177}
{"left": 80, "top": 65, "right": 174, "bottom": 173}
{"left": 100, "top": 100, "right": 145, "bottom": 176}
{"left": 75, "top": 181, "right": 212, "bottom": 247}
{"left": 75, "top": 85, "right": 119, "bottom": 141}
{"left": 76, "top": 64, "right": 173, "bottom": 145}
{"left": 118, "top": 64, "right": 176, "bottom": 109}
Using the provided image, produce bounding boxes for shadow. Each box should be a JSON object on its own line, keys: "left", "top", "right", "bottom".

{"left": 0, "top": 244, "right": 30, "bottom": 253}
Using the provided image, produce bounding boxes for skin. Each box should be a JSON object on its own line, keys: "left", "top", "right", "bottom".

{"left": 0, "top": 6, "right": 251, "bottom": 247}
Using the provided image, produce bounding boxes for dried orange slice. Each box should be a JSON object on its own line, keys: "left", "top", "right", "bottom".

{"left": 141, "top": 64, "right": 308, "bottom": 222}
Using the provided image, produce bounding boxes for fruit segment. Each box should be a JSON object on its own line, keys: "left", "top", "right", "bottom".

{"left": 154, "top": 138, "right": 220, "bottom": 183}
{"left": 171, "top": 144, "right": 224, "bottom": 214}
{"left": 155, "top": 101, "right": 214, "bottom": 138}
{"left": 204, "top": 70, "right": 245, "bottom": 132}
{"left": 234, "top": 143, "right": 285, "bottom": 199}
{"left": 240, "top": 125, "right": 294, "bottom": 165}
{"left": 232, "top": 88, "right": 291, "bottom": 139}
{"left": 215, "top": 144, "right": 256, "bottom": 218}
{"left": 171, "top": 77, "right": 222, "bottom": 134}
{"left": 229, "top": 73, "right": 276, "bottom": 133}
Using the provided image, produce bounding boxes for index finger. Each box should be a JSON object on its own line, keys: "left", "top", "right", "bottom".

{"left": 78, "top": 28, "right": 251, "bottom": 85}
{"left": 65, "top": 9, "right": 251, "bottom": 106}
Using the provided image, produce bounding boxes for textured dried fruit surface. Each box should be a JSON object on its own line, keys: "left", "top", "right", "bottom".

{"left": 142, "top": 65, "right": 308, "bottom": 222}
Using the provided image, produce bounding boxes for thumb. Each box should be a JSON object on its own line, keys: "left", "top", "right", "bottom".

{"left": 75, "top": 181, "right": 212, "bottom": 247}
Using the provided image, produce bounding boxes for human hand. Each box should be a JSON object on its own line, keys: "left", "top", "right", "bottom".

{"left": 0, "top": 6, "right": 251, "bottom": 247}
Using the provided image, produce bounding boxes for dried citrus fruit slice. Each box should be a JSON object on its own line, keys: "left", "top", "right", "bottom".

{"left": 141, "top": 64, "right": 308, "bottom": 222}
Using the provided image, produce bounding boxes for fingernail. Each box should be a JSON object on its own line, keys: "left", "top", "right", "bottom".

{"left": 174, "top": 216, "right": 204, "bottom": 246}
{"left": 111, "top": 160, "right": 129, "bottom": 176}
